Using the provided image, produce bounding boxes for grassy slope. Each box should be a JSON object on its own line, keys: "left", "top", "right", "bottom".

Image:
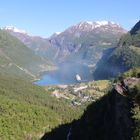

{"left": 0, "top": 74, "right": 82, "bottom": 140}
{"left": 108, "top": 22, "right": 140, "bottom": 70}
{"left": 8, "top": 31, "right": 58, "bottom": 62}
{"left": 0, "top": 30, "right": 52, "bottom": 79}
{"left": 94, "top": 21, "right": 140, "bottom": 80}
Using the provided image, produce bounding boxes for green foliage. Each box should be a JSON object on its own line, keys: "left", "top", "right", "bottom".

{"left": 0, "top": 30, "right": 52, "bottom": 80}
{"left": 119, "top": 25, "right": 140, "bottom": 48}
{"left": 94, "top": 21, "right": 140, "bottom": 80}
{"left": 130, "top": 45, "right": 140, "bottom": 55}
{"left": 0, "top": 74, "right": 82, "bottom": 139}
{"left": 109, "top": 46, "right": 140, "bottom": 69}
{"left": 129, "top": 84, "right": 140, "bottom": 140}
{"left": 123, "top": 67, "right": 140, "bottom": 78}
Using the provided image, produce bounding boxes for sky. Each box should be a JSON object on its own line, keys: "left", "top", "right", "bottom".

{"left": 0, "top": 0, "right": 139, "bottom": 38}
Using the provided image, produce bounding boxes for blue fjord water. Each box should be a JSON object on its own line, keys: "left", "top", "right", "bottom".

{"left": 34, "top": 63, "right": 94, "bottom": 86}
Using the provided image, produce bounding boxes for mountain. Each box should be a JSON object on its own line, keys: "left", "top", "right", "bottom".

{"left": 0, "top": 21, "right": 140, "bottom": 140}
{"left": 1, "top": 26, "right": 28, "bottom": 34}
{"left": 3, "top": 21, "right": 126, "bottom": 66}
{"left": 2, "top": 26, "right": 57, "bottom": 62}
{"left": 0, "top": 29, "right": 53, "bottom": 79}
{"left": 49, "top": 21, "right": 126, "bottom": 64}
{"left": 0, "top": 28, "right": 83, "bottom": 140}
{"left": 94, "top": 20, "right": 140, "bottom": 79}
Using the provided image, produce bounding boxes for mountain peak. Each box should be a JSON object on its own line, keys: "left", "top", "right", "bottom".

{"left": 55, "top": 32, "right": 61, "bottom": 35}
{"left": 71, "top": 20, "right": 121, "bottom": 31}
{"left": 1, "top": 26, "right": 28, "bottom": 34}
{"left": 95, "top": 20, "right": 116, "bottom": 25}
{"left": 62, "top": 20, "right": 125, "bottom": 35}
{"left": 49, "top": 32, "right": 61, "bottom": 39}
{"left": 79, "top": 20, "right": 119, "bottom": 26}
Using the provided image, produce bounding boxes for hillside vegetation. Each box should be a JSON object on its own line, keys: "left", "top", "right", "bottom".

{"left": 94, "top": 21, "right": 140, "bottom": 80}
{"left": 6, "top": 31, "right": 57, "bottom": 62}
{"left": 0, "top": 30, "right": 53, "bottom": 80}
{"left": 0, "top": 74, "right": 82, "bottom": 140}
{"left": 0, "top": 72, "right": 111, "bottom": 140}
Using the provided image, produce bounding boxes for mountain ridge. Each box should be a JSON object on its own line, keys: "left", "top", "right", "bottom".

{"left": 1, "top": 26, "right": 28, "bottom": 35}
{"left": 0, "top": 29, "right": 53, "bottom": 79}
{"left": 64, "top": 20, "right": 124, "bottom": 33}
{"left": 48, "top": 20, "right": 126, "bottom": 64}
{"left": 2, "top": 20, "right": 126, "bottom": 65}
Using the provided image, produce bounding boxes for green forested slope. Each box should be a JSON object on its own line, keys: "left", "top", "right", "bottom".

{"left": 94, "top": 21, "right": 140, "bottom": 79}
{"left": 0, "top": 74, "right": 82, "bottom": 140}
{"left": 0, "top": 30, "right": 52, "bottom": 80}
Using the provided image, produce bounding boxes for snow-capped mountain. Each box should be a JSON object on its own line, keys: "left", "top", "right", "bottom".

{"left": 1, "top": 26, "right": 28, "bottom": 34}
{"left": 64, "top": 20, "right": 124, "bottom": 34}
{"left": 1, "top": 21, "right": 127, "bottom": 65}
{"left": 55, "top": 32, "right": 61, "bottom": 35}
{"left": 49, "top": 20, "right": 127, "bottom": 63}
{"left": 75, "top": 21, "right": 119, "bottom": 29}
{"left": 49, "top": 32, "right": 62, "bottom": 39}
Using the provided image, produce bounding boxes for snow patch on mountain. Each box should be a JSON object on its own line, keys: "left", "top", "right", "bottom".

{"left": 1, "top": 26, "right": 28, "bottom": 34}
{"left": 96, "top": 21, "right": 109, "bottom": 25}
{"left": 55, "top": 32, "right": 61, "bottom": 35}
{"left": 75, "top": 20, "right": 121, "bottom": 30}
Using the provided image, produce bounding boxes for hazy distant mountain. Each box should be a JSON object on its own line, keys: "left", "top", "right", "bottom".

{"left": 49, "top": 21, "right": 126, "bottom": 64}
{"left": 3, "top": 21, "right": 126, "bottom": 66}
{"left": 94, "top": 20, "right": 140, "bottom": 79}
{"left": 1, "top": 26, "right": 28, "bottom": 34}
{"left": 0, "top": 29, "right": 53, "bottom": 79}
{"left": 2, "top": 26, "right": 57, "bottom": 62}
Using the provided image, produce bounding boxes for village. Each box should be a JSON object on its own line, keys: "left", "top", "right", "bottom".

{"left": 45, "top": 80, "right": 110, "bottom": 106}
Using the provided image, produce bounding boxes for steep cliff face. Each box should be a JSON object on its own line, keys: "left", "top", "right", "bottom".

{"left": 49, "top": 21, "right": 126, "bottom": 64}
{"left": 2, "top": 22, "right": 126, "bottom": 65}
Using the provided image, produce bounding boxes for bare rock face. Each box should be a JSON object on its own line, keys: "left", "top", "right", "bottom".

{"left": 49, "top": 21, "right": 126, "bottom": 64}
{"left": 2, "top": 21, "right": 127, "bottom": 65}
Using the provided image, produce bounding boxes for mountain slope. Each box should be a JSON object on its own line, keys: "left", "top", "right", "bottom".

{"left": 130, "top": 20, "right": 140, "bottom": 35}
{"left": 49, "top": 21, "right": 126, "bottom": 64}
{"left": 2, "top": 22, "right": 126, "bottom": 66}
{"left": 2, "top": 26, "right": 57, "bottom": 62}
{"left": 0, "top": 74, "right": 82, "bottom": 140}
{"left": 94, "top": 20, "right": 140, "bottom": 79}
{"left": 0, "top": 29, "right": 53, "bottom": 79}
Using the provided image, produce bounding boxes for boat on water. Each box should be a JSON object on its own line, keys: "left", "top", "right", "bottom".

{"left": 75, "top": 74, "right": 81, "bottom": 82}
